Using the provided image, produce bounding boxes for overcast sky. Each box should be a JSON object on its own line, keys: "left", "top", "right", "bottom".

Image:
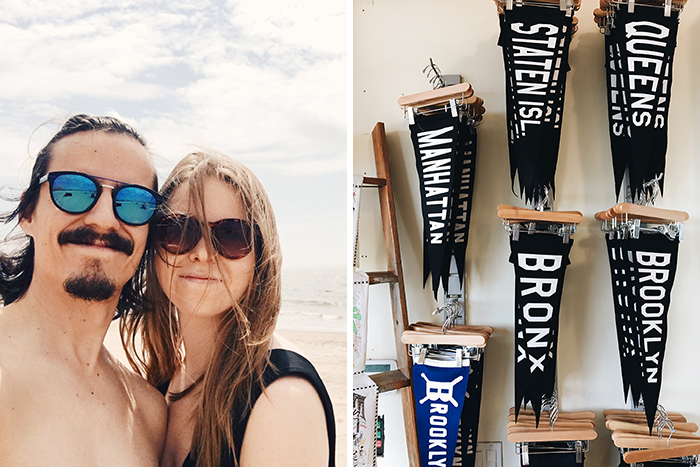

{"left": 0, "top": 0, "right": 346, "bottom": 269}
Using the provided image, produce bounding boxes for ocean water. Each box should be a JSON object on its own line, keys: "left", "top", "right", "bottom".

{"left": 0, "top": 221, "right": 348, "bottom": 334}
{"left": 277, "top": 267, "right": 347, "bottom": 333}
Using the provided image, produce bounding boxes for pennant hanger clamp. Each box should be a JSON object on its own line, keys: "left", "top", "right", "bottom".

{"left": 398, "top": 82, "right": 486, "bottom": 125}
{"left": 595, "top": 203, "right": 689, "bottom": 241}
{"left": 495, "top": 0, "right": 580, "bottom": 16}
{"left": 401, "top": 322, "right": 493, "bottom": 367}
{"left": 593, "top": 6, "right": 615, "bottom": 33}
{"left": 597, "top": 0, "right": 686, "bottom": 19}
{"left": 498, "top": 204, "right": 583, "bottom": 244}
{"left": 605, "top": 407, "right": 700, "bottom": 464}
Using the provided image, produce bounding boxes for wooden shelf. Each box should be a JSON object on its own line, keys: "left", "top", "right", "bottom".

{"left": 368, "top": 370, "right": 412, "bottom": 393}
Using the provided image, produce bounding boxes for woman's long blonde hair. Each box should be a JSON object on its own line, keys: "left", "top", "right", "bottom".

{"left": 120, "top": 150, "right": 282, "bottom": 467}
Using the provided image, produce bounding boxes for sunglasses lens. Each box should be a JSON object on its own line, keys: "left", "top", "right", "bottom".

{"left": 156, "top": 216, "right": 200, "bottom": 255}
{"left": 114, "top": 186, "right": 159, "bottom": 225}
{"left": 51, "top": 173, "right": 98, "bottom": 213}
{"left": 212, "top": 219, "right": 253, "bottom": 259}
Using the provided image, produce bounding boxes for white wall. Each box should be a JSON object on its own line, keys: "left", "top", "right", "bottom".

{"left": 353, "top": 1, "right": 700, "bottom": 466}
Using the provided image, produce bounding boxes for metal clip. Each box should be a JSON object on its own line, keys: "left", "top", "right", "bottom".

{"left": 521, "top": 443, "right": 530, "bottom": 466}
{"left": 512, "top": 223, "right": 521, "bottom": 242}
{"left": 576, "top": 441, "right": 583, "bottom": 463}
{"left": 629, "top": 219, "right": 640, "bottom": 240}
{"left": 628, "top": 0, "right": 635, "bottom": 13}
{"left": 449, "top": 98, "right": 458, "bottom": 118}
{"left": 418, "top": 347, "right": 427, "bottom": 365}
{"left": 560, "top": 0, "right": 573, "bottom": 16}
{"left": 664, "top": 0, "right": 672, "bottom": 16}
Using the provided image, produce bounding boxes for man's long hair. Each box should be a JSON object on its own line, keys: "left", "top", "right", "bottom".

{"left": 120, "top": 150, "right": 282, "bottom": 467}
{"left": 0, "top": 114, "right": 156, "bottom": 316}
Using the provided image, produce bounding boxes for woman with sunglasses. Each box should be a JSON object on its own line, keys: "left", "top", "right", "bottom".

{"left": 120, "top": 151, "right": 335, "bottom": 467}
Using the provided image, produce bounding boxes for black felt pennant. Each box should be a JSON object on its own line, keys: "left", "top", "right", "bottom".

{"left": 606, "top": 232, "right": 679, "bottom": 433}
{"left": 410, "top": 110, "right": 479, "bottom": 298}
{"left": 632, "top": 233, "right": 679, "bottom": 432}
{"left": 605, "top": 6, "right": 680, "bottom": 200}
{"left": 510, "top": 233, "right": 572, "bottom": 426}
{"left": 456, "top": 354, "right": 485, "bottom": 467}
{"left": 499, "top": 5, "right": 573, "bottom": 204}
{"left": 411, "top": 112, "right": 460, "bottom": 297}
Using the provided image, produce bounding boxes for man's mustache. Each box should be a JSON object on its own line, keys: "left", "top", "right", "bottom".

{"left": 58, "top": 227, "right": 134, "bottom": 256}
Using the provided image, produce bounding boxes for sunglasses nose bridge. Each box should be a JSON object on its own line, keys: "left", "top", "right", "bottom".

{"left": 100, "top": 184, "right": 116, "bottom": 201}
{"left": 188, "top": 235, "right": 213, "bottom": 262}
{"left": 82, "top": 183, "right": 121, "bottom": 229}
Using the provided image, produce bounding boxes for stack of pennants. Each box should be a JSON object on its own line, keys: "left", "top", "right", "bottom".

{"left": 509, "top": 232, "right": 573, "bottom": 426}
{"left": 405, "top": 86, "right": 485, "bottom": 298}
{"left": 402, "top": 323, "right": 492, "bottom": 467}
{"left": 601, "top": 216, "right": 681, "bottom": 433}
{"left": 594, "top": 0, "right": 685, "bottom": 201}
{"left": 496, "top": 0, "right": 580, "bottom": 204}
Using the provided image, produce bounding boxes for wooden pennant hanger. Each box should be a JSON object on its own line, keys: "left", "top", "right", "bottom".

{"left": 607, "top": 419, "right": 699, "bottom": 434}
{"left": 605, "top": 409, "right": 687, "bottom": 422}
{"left": 507, "top": 428, "right": 597, "bottom": 443}
{"left": 498, "top": 204, "right": 583, "bottom": 225}
{"left": 511, "top": 408, "right": 595, "bottom": 420}
{"left": 605, "top": 409, "right": 700, "bottom": 463}
{"left": 612, "top": 429, "right": 700, "bottom": 441}
{"left": 398, "top": 83, "right": 473, "bottom": 110}
{"left": 613, "top": 434, "right": 700, "bottom": 449}
{"left": 595, "top": 203, "right": 689, "bottom": 223}
{"left": 507, "top": 408, "right": 598, "bottom": 442}
{"left": 624, "top": 443, "right": 700, "bottom": 464}
{"left": 409, "top": 321, "right": 493, "bottom": 337}
{"left": 401, "top": 329, "right": 487, "bottom": 347}
{"left": 509, "top": 420, "right": 595, "bottom": 431}
{"left": 509, "top": 419, "right": 595, "bottom": 429}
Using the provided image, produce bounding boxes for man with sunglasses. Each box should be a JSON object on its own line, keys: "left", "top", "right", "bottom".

{"left": 0, "top": 115, "right": 166, "bottom": 465}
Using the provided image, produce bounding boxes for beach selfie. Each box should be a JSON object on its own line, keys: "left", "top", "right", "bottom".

{"left": 0, "top": 2, "right": 346, "bottom": 466}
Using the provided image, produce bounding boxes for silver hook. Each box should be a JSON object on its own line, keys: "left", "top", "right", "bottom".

{"left": 432, "top": 299, "right": 462, "bottom": 333}
{"left": 637, "top": 173, "right": 663, "bottom": 206}
{"left": 422, "top": 58, "right": 446, "bottom": 90}
{"left": 532, "top": 186, "right": 551, "bottom": 212}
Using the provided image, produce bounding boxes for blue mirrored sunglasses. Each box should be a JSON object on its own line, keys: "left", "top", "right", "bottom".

{"left": 39, "top": 171, "right": 162, "bottom": 226}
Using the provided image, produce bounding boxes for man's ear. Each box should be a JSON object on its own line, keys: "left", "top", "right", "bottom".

{"left": 19, "top": 215, "right": 34, "bottom": 237}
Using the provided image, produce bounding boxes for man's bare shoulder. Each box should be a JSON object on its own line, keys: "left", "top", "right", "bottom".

{"left": 106, "top": 352, "right": 167, "bottom": 446}
{"left": 113, "top": 355, "right": 166, "bottom": 410}
{"left": 0, "top": 304, "right": 34, "bottom": 372}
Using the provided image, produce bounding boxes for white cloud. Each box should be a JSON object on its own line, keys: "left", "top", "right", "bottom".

{"left": 0, "top": 0, "right": 347, "bottom": 268}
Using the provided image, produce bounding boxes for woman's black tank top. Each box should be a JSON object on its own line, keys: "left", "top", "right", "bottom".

{"left": 159, "top": 348, "right": 336, "bottom": 467}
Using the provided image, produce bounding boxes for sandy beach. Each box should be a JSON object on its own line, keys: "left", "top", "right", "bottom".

{"left": 105, "top": 323, "right": 347, "bottom": 466}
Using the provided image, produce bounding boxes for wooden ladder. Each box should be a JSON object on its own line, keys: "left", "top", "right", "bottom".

{"left": 362, "top": 122, "right": 420, "bottom": 466}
